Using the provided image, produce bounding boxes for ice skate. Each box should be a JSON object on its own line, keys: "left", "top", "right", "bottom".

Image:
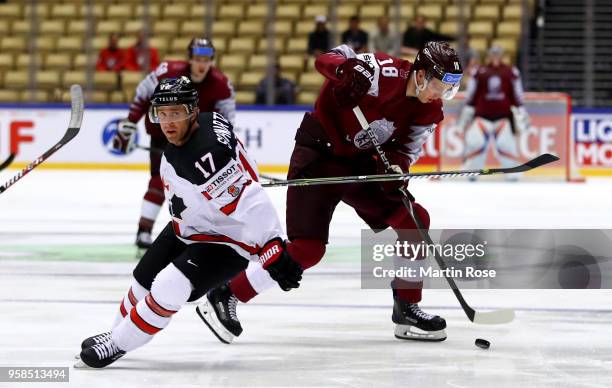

{"left": 392, "top": 299, "right": 447, "bottom": 341}
{"left": 74, "top": 333, "right": 125, "bottom": 368}
{"left": 196, "top": 283, "right": 242, "bottom": 344}
{"left": 75, "top": 332, "right": 113, "bottom": 359}
{"left": 80, "top": 332, "right": 112, "bottom": 350}
{"left": 135, "top": 228, "right": 152, "bottom": 249}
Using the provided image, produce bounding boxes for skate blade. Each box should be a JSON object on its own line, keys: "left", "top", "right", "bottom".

{"left": 394, "top": 324, "right": 447, "bottom": 342}
{"left": 196, "top": 303, "right": 234, "bottom": 344}
{"left": 73, "top": 359, "right": 91, "bottom": 369}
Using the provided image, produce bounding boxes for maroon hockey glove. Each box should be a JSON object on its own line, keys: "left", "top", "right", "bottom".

{"left": 259, "top": 238, "right": 303, "bottom": 291}
{"left": 333, "top": 58, "right": 374, "bottom": 108}
{"left": 373, "top": 152, "right": 414, "bottom": 201}
{"left": 111, "top": 119, "right": 138, "bottom": 154}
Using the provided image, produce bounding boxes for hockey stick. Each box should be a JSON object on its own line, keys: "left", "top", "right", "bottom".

{"left": 261, "top": 153, "right": 559, "bottom": 188}
{"left": 353, "top": 106, "right": 514, "bottom": 325}
{"left": 260, "top": 173, "right": 283, "bottom": 182}
{"left": 136, "top": 144, "right": 163, "bottom": 154}
{"left": 0, "top": 85, "right": 84, "bottom": 195}
{"left": 0, "top": 153, "right": 16, "bottom": 171}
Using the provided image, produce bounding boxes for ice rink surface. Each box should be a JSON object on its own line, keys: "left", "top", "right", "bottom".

{"left": 1, "top": 169, "right": 611, "bottom": 388}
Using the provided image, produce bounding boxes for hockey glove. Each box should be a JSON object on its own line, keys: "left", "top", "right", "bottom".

{"left": 373, "top": 152, "right": 414, "bottom": 201}
{"left": 259, "top": 238, "right": 303, "bottom": 291}
{"left": 511, "top": 105, "right": 531, "bottom": 133}
{"left": 333, "top": 58, "right": 374, "bottom": 108}
{"left": 111, "top": 119, "right": 138, "bottom": 154}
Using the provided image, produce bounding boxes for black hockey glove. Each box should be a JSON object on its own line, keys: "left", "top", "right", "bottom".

{"left": 259, "top": 238, "right": 303, "bottom": 291}
{"left": 333, "top": 58, "right": 374, "bottom": 108}
{"left": 111, "top": 119, "right": 138, "bottom": 154}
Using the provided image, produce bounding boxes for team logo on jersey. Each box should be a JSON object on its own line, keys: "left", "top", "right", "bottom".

{"left": 227, "top": 184, "right": 240, "bottom": 197}
{"left": 486, "top": 75, "right": 505, "bottom": 101}
{"left": 169, "top": 194, "right": 187, "bottom": 220}
{"left": 101, "top": 119, "right": 140, "bottom": 156}
{"left": 353, "top": 118, "right": 396, "bottom": 149}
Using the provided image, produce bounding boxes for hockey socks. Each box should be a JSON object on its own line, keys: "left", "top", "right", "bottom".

{"left": 112, "top": 279, "right": 148, "bottom": 329}
{"left": 78, "top": 264, "right": 192, "bottom": 368}
{"left": 113, "top": 264, "right": 189, "bottom": 352}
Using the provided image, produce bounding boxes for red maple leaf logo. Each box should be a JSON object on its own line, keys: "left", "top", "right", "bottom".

{"left": 227, "top": 185, "right": 239, "bottom": 197}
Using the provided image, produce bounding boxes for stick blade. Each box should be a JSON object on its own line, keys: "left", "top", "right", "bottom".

{"left": 525, "top": 153, "right": 559, "bottom": 169}
{"left": 69, "top": 84, "right": 84, "bottom": 129}
{"left": 496, "top": 153, "right": 560, "bottom": 174}
{"left": 473, "top": 308, "right": 515, "bottom": 325}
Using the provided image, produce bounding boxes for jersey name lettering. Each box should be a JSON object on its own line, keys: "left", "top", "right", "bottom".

{"left": 212, "top": 112, "right": 233, "bottom": 148}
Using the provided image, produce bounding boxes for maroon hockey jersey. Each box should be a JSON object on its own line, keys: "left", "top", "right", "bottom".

{"left": 127, "top": 60, "right": 236, "bottom": 138}
{"left": 465, "top": 63, "right": 525, "bottom": 120}
{"left": 313, "top": 46, "right": 444, "bottom": 165}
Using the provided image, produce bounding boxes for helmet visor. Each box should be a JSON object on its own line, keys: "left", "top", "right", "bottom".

{"left": 192, "top": 46, "right": 214, "bottom": 57}
{"left": 149, "top": 104, "right": 193, "bottom": 124}
{"left": 439, "top": 72, "right": 462, "bottom": 100}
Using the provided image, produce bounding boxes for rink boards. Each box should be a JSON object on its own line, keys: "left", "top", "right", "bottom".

{"left": 0, "top": 100, "right": 610, "bottom": 177}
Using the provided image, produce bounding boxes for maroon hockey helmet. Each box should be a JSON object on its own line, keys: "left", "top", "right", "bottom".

{"left": 412, "top": 41, "right": 463, "bottom": 100}
{"left": 188, "top": 37, "right": 215, "bottom": 59}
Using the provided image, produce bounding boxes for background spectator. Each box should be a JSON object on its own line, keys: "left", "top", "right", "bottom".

{"left": 369, "top": 16, "right": 399, "bottom": 56}
{"left": 401, "top": 14, "right": 454, "bottom": 57}
{"left": 341, "top": 15, "right": 368, "bottom": 53}
{"left": 124, "top": 30, "right": 160, "bottom": 72}
{"left": 308, "top": 15, "right": 331, "bottom": 57}
{"left": 255, "top": 63, "right": 298, "bottom": 105}
{"left": 96, "top": 33, "right": 124, "bottom": 72}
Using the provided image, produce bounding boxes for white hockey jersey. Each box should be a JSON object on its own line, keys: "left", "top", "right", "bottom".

{"left": 159, "top": 112, "right": 284, "bottom": 261}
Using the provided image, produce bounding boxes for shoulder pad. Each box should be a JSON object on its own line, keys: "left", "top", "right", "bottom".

{"left": 330, "top": 44, "right": 357, "bottom": 59}
{"left": 208, "top": 67, "right": 228, "bottom": 82}
{"left": 155, "top": 61, "right": 190, "bottom": 78}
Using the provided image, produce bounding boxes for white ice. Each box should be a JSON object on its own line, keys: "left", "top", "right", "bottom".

{"left": 0, "top": 169, "right": 611, "bottom": 388}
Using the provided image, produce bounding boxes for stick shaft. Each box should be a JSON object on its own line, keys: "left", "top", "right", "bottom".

{"left": 261, "top": 155, "right": 558, "bottom": 188}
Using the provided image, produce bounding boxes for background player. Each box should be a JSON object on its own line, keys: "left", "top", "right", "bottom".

{"left": 456, "top": 45, "right": 531, "bottom": 180}
{"left": 77, "top": 77, "right": 302, "bottom": 369}
{"left": 198, "top": 42, "right": 463, "bottom": 343}
{"left": 112, "top": 37, "right": 236, "bottom": 249}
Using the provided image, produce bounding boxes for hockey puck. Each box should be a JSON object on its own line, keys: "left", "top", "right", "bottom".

{"left": 475, "top": 338, "right": 490, "bottom": 349}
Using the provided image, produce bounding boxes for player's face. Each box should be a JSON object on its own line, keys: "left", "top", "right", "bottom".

{"left": 417, "top": 75, "right": 454, "bottom": 103}
{"left": 488, "top": 54, "right": 503, "bottom": 67}
{"left": 158, "top": 105, "right": 196, "bottom": 146}
{"left": 190, "top": 55, "right": 213, "bottom": 82}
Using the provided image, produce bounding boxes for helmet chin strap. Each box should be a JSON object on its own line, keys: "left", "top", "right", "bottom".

{"left": 413, "top": 71, "right": 429, "bottom": 97}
